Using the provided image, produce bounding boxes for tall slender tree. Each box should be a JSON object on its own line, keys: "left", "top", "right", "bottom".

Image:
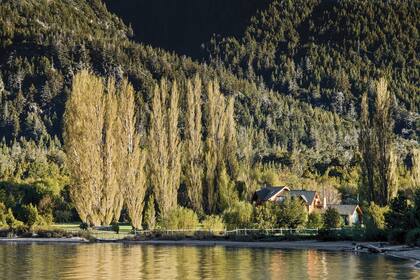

{"left": 204, "top": 81, "right": 239, "bottom": 213}
{"left": 64, "top": 70, "right": 105, "bottom": 225}
{"left": 65, "top": 70, "right": 141, "bottom": 225}
{"left": 410, "top": 148, "right": 420, "bottom": 187}
{"left": 118, "top": 80, "right": 146, "bottom": 229}
{"left": 360, "top": 78, "right": 397, "bottom": 206}
{"left": 101, "top": 79, "right": 121, "bottom": 225}
{"left": 149, "top": 79, "right": 181, "bottom": 217}
{"left": 204, "top": 81, "right": 226, "bottom": 213}
{"left": 184, "top": 75, "right": 204, "bottom": 213}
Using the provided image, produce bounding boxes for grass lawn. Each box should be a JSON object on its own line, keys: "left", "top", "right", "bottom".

{"left": 51, "top": 223, "right": 134, "bottom": 239}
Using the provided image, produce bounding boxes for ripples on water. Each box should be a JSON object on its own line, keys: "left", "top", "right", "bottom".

{"left": 0, "top": 243, "right": 417, "bottom": 279}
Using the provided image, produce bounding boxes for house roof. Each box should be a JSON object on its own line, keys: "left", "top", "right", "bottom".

{"left": 254, "top": 186, "right": 289, "bottom": 201}
{"left": 328, "top": 204, "right": 361, "bottom": 216}
{"left": 289, "top": 190, "right": 317, "bottom": 206}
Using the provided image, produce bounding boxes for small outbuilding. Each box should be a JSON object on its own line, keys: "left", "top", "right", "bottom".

{"left": 326, "top": 204, "right": 362, "bottom": 226}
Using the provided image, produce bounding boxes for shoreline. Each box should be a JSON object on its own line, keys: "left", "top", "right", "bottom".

{"left": 1, "top": 237, "right": 419, "bottom": 266}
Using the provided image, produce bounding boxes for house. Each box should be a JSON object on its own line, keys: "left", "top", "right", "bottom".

{"left": 289, "top": 190, "right": 324, "bottom": 213}
{"left": 252, "top": 185, "right": 363, "bottom": 225}
{"left": 252, "top": 186, "right": 325, "bottom": 213}
{"left": 252, "top": 186, "right": 290, "bottom": 205}
{"left": 326, "top": 204, "right": 362, "bottom": 226}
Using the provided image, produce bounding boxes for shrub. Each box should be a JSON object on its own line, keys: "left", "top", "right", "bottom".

{"left": 411, "top": 189, "right": 420, "bottom": 228}
{"left": 223, "top": 201, "right": 254, "bottom": 230}
{"left": 79, "top": 222, "right": 89, "bottom": 230}
{"left": 406, "top": 228, "right": 420, "bottom": 246}
{"left": 317, "top": 229, "right": 340, "bottom": 241}
{"left": 201, "top": 215, "right": 225, "bottom": 231}
{"left": 217, "top": 166, "right": 239, "bottom": 212}
{"left": 36, "top": 228, "right": 71, "bottom": 238}
{"left": 277, "top": 198, "right": 307, "bottom": 229}
{"left": 21, "top": 204, "right": 39, "bottom": 229}
{"left": 362, "top": 202, "right": 388, "bottom": 241}
{"left": 385, "top": 191, "right": 413, "bottom": 230}
{"left": 143, "top": 194, "right": 156, "bottom": 230}
{"left": 306, "top": 212, "right": 323, "bottom": 229}
{"left": 253, "top": 203, "right": 280, "bottom": 229}
{"left": 5, "top": 208, "right": 24, "bottom": 231}
{"left": 159, "top": 207, "right": 199, "bottom": 230}
{"left": 323, "top": 207, "right": 342, "bottom": 229}
{"left": 54, "top": 210, "right": 73, "bottom": 223}
{"left": 0, "top": 203, "right": 7, "bottom": 226}
{"left": 111, "top": 222, "right": 120, "bottom": 234}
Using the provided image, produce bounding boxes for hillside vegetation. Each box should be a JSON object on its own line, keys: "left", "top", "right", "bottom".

{"left": 0, "top": 0, "right": 418, "bottom": 227}
{"left": 207, "top": 0, "right": 419, "bottom": 139}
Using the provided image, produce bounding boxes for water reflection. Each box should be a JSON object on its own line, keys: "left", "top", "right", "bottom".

{"left": 0, "top": 243, "right": 416, "bottom": 279}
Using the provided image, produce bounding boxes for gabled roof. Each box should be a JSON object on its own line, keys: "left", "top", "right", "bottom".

{"left": 289, "top": 190, "right": 317, "bottom": 206}
{"left": 254, "top": 186, "right": 290, "bottom": 201}
{"left": 328, "top": 204, "right": 361, "bottom": 216}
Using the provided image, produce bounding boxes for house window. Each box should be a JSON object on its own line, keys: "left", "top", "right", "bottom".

{"left": 276, "top": 196, "right": 285, "bottom": 203}
{"left": 343, "top": 215, "right": 349, "bottom": 225}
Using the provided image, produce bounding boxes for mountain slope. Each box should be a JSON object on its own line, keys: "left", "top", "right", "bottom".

{"left": 0, "top": 0, "right": 417, "bottom": 190}
{"left": 206, "top": 0, "right": 419, "bottom": 139}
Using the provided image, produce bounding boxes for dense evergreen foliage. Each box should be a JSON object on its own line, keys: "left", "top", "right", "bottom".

{"left": 207, "top": 0, "right": 419, "bottom": 138}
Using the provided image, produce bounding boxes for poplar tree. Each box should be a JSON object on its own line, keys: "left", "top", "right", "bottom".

{"left": 360, "top": 78, "right": 397, "bottom": 206}
{"left": 204, "top": 81, "right": 238, "bottom": 213}
{"left": 149, "top": 79, "right": 181, "bottom": 217}
{"left": 65, "top": 70, "right": 141, "bottom": 226}
{"left": 64, "top": 70, "right": 104, "bottom": 225}
{"left": 184, "top": 75, "right": 203, "bottom": 213}
{"left": 410, "top": 148, "right": 420, "bottom": 187}
{"left": 118, "top": 80, "right": 146, "bottom": 229}
{"left": 204, "top": 81, "right": 226, "bottom": 213}
{"left": 101, "top": 79, "right": 121, "bottom": 225}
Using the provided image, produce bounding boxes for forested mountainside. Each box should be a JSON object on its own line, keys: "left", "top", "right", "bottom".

{"left": 0, "top": 0, "right": 418, "bottom": 225}
{"left": 0, "top": 0, "right": 359, "bottom": 160}
{"left": 206, "top": 0, "right": 419, "bottom": 139}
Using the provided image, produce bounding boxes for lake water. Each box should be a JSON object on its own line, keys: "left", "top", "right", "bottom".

{"left": 0, "top": 243, "right": 417, "bottom": 279}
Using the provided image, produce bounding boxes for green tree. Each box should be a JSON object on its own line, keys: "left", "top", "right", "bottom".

{"left": 159, "top": 207, "right": 199, "bottom": 230}
{"left": 253, "top": 203, "right": 280, "bottom": 229}
{"left": 411, "top": 189, "right": 420, "bottom": 228}
{"left": 143, "top": 194, "right": 156, "bottom": 230}
{"left": 360, "top": 78, "right": 397, "bottom": 206}
{"left": 306, "top": 212, "right": 323, "bottom": 229}
{"left": 277, "top": 198, "right": 307, "bottom": 229}
{"left": 0, "top": 203, "right": 6, "bottom": 226}
{"left": 384, "top": 191, "right": 413, "bottom": 230}
{"left": 5, "top": 208, "right": 23, "bottom": 231}
{"left": 217, "top": 165, "right": 238, "bottom": 212}
{"left": 322, "top": 207, "right": 342, "bottom": 229}
{"left": 223, "top": 201, "right": 254, "bottom": 230}
{"left": 201, "top": 215, "right": 225, "bottom": 231}
{"left": 363, "top": 201, "right": 388, "bottom": 240}
{"left": 22, "top": 204, "right": 39, "bottom": 230}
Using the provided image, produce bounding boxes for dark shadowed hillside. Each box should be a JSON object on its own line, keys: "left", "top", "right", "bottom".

{"left": 104, "top": 0, "right": 271, "bottom": 58}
